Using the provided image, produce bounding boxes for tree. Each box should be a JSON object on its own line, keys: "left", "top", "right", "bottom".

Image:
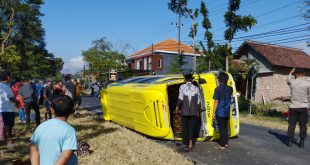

{"left": 82, "top": 37, "right": 127, "bottom": 80}
{"left": 168, "top": 0, "right": 188, "bottom": 16}
{"left": 224, "top": 0, "right": 257, "bottom": 72}
{"left": 0, "top": 0, "right": 63, "bottom": 78}
{"left": 197, "top": 43, "right": 230, "bottom": 73}
{"left": 187, "top": 8, "right": 199, "bottom": 70}
{"left": 168, "top": 52, "right": 188, "bottom": 74}
{"left": 199, "top": 1, "right": 214, "bottom": 70}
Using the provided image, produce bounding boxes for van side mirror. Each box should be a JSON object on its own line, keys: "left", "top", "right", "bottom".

{"left": 199, "top": 78, "right": 207, "bottom": 84}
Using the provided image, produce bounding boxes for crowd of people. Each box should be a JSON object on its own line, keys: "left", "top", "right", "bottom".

{"left": 0, "top": 67, "right": 309, "bottom": 163}
{"left": 0, "top": 71, "right": 83, "bottom": 164}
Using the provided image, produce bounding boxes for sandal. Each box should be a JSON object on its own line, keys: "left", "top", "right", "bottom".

{"left": 214, "top": 146, "right": 226, "bottom": 150}
{"left": 182, "top": 147, "right": 192, "bottom": 152}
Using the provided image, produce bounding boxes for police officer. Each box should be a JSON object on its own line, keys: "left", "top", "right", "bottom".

{"left": 287, "top": 68, "right": 310, "bottom": 148}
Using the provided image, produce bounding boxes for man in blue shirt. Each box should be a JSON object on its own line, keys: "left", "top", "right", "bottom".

{"left": 35, "top": 80, "right": 41, "bottom": 105}
{"left": 213, "top": 72, "right": 233, "bottom": 150}
{"left": 30, "top": 95, "right": 77, "bottom": 165}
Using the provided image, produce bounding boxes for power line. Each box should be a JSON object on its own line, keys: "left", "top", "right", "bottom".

{"left": 196, "top": 0, "right": 304, "bottom": 39}
{"left": 255, "top": 0, "right": 303, "bottom": 18}
{"left": 194, "top": 23, "right": 309, "bottom": 43}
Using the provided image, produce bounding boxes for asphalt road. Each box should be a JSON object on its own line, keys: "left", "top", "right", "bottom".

{"left": 81, "top": 96, "right": 310, "bottom": 165}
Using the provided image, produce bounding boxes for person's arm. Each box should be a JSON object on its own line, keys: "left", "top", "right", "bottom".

{"left": 175, "top": 86, "right": 184, "bottom": 114}
{"left": 43, "top": 87, "right": 48, "bottom": 101}
{"left": 30, "top": 144, "right": 40, "bottom": 165}
{"left": 9, "top": 96, "right": 17, "bottom": 103}
{"left": 213, "top": 100, "right": 218, "bottom": 119}
{"left": 213, "top": 87, "right": 220, "bottom": 119}
{"left": 287, "top": 67, "right": 295, "bottom": 85}
{"left": 55, "top": 150, "right": 74, "bottom": 165}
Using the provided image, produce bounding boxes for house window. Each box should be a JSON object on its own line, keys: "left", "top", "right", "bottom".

{"left": 136, "top": 60, "right": 140, "bottom": 70}
{"left": 157, "top": 59, "right": 162, "bottom": 68}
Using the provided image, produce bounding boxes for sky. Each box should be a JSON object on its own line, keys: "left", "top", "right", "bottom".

{"left": 40, "top": 0, "right": 310, "bottom": 73}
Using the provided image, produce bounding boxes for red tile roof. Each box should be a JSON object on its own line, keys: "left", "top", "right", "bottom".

{"left": 128, "top": 39, "right": 196, "bottom": 58}
{"left": 235, "top": 40, "right": 310, "bottom": 69}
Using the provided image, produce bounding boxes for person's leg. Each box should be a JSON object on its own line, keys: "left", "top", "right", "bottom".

{"left": 24, "top": 102, "right": 31, "bottom": 128}
{"left": 222, "top": 117, "right": 229, "bottom": 147}
{"left": 188, "top": 117, "right": 195, "bottom": 148}
{"left": 298, "top": 108, "right": 308, "bottom": 147}
{"left": 20, "top": 108, "right": 25, "bottom": 122}
{"left": 18, "top": 108, "right": 23, "bottom": 121}
{"left": 287, "top": 108, "right": 298, "bottom": 139}
{"left": 1, "top": 112, "right": 14, "bottom": 146}
{"left": 32, "top": 101, "right": 41, "bottom": 126}
{"left": 77, "top": 96, "right": 81, "bottom": 109}
{"left": 216, "top": 116, "right": 226, "bottom": 148}
{"left": 181, "top": 116, "right": 189, "bottom": 146}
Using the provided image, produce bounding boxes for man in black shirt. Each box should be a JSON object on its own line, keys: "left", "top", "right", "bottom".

{"left": 19, "top": 79, "right": 40, "bottom": 129}
{"left": 43, "top": 80, "right": 53, "bottom": 120}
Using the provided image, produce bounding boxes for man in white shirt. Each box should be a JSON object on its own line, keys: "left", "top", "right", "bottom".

{"left": 0, "top": 71, "right": 16, "bottom": 146}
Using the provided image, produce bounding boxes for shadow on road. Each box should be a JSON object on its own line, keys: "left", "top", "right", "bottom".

{"left": 268, "top": 130, "right": 298, "bottom": 146}
{"left": 83, "top": 106, "right": 102, "bottom": 111}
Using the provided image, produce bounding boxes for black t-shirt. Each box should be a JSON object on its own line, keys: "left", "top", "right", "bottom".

{"left": 43, "top": 85, "right": 54, "bottom": 101}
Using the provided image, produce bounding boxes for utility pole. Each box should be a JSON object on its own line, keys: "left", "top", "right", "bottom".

{"left": 226, "top": 42, "right": 230, "bottom": 72}
{"left": 178, "top": 14, "right": 181, "bottom": 57}
{"left": 191, "top": 18, "right": 196, "bottom": 71}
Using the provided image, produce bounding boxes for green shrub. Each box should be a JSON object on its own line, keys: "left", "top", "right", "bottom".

{"left": 238, "top": 96, "right": 250, "bottom": 113}
{"left": 252, "top": 103, "right": 282, "bottom": 117}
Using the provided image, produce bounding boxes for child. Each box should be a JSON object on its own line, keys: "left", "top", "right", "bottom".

{"left": 30, "top": 95, "right": 78, "bottom": 165}
{"left": 12, "top": 82, "right": 25, "bottom": 122}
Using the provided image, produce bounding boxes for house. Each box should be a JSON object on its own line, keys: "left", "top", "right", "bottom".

{"left": 127, "top": 39, "right": 200, "bottom": 75}
{"left": 234, "top": 40, "right": 310, "bottom": 103}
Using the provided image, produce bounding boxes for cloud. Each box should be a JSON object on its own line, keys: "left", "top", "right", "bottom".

{"left": 61, "top": 56, "right": 84, "bottom": 74}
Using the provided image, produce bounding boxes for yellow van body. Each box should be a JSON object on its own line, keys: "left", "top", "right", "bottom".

{"left": 100, "top": 71, "right": 239, "bottom": 140}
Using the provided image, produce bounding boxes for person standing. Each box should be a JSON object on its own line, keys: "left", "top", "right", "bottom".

{"left": 35, "top": 80, "right": 41, "bottom": 105}
{"left": 213, "top": 72, "right": 233, "bottom": 150}
{"left": 19, "top": 78, "right": 40, "bottom": 129}
{"left": 43, "top": 80, "right": 53, "bottom": 120}
{"left": 63, "top": 75, "right": 76, "bottom": 101}
{"left": 0, "top": 71, "right": 17, "bottom": 146}
{"left": 53, "top": 80, "right": 64, "bottom": 98}
{"left": 12, "top": 81, "right": 25, "bottom": 123}
{"left": 93, "top": 83, "right": 99, "bottom": 98}
{"left": 175, "top": 70, "right": 201, "bottom": 152}
{"left": 30, "top": 95, "right": 78, "bottom": 165}
{"left": 75, "top": 80, "right": 83, "bottom": 110}
{"left": 287, "top": 68, "right": 310, "bottom": 148}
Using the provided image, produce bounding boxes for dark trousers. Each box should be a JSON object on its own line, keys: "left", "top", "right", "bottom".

{"left": 24, "top": 101, "right": 41, "bottom": 127}
{"left": 287, "top": 108, "right": 309, "bottom": 139}
{"left": 216, "top": 116, "right": 229, "bottom": 147}
{"left": 182, "top": 116, "right": 200, "bottom": 146}
{"left": 76, "top": 96, "right": 81, "bottom": 107}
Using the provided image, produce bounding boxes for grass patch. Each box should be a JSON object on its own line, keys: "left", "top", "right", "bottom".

{"left": 240, "top": 112, "right": 310, "bottom": 133}
{"left": 0, "top": 110, "right": 192, "bottom": 165}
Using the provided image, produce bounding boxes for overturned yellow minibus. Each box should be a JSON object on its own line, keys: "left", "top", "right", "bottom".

{"left": 100, "top": 71, "right": 239, "bottom": 140}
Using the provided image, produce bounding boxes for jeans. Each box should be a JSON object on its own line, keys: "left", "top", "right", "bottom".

{"left": 287, "top": 108, "right": 309, "bottom": 139}
{"left": 18, "top": 108, "right": 25, "bottom": 121}
{"left": 24, "top": 101, "right": 40, "bottom": 127}
{"left": 216, "top": 116, "right": 229, "bottom": 147}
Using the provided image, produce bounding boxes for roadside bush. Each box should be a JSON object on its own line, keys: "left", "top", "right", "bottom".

{"left": 238, "top": 96, "right": 250, "bottom": 112}
{"left": 252, "top": 103, "right": 282, "bottom": 117}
